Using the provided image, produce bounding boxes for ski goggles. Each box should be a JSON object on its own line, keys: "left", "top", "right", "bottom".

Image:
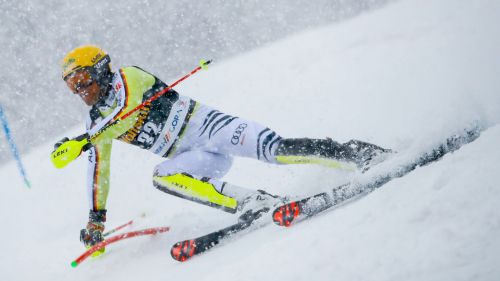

{"left": 64, "top": 69, "right": 96, "bottom": 94}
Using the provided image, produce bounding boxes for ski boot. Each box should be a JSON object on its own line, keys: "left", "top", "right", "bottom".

{"left": 237, "top": 190, "right": 286, "bottom": 223}
{"left": 344, "top": 139, "right": 393, "bottom": 172}
{"left": 275, "top": 138, "right": 392, "bottom": 172}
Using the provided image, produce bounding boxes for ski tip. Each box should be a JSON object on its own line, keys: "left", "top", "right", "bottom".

{"left": 272, "top": 202, "right": 301, "bottom": 227}
{"left": 171, "top": 240, "right": 197, "bottom": 262}
{"left": 71, "top": 261, "right": 79, "bottom": 268}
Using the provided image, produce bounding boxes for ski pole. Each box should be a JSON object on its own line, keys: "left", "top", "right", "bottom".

{"left": 71, "top": 226, "right": 171, "bottom": 267}
{"left": 103, "top": 220, "right": 134, "bottom": 237}
{"left": 51, "top": 59, "right": 212, "bottom": 169}
{"left": 0, "top": 104, "right": 30, "bottom": 188}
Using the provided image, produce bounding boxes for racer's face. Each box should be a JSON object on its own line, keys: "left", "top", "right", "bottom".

{"left": 65, "top": 70, "right": 102, "bottom": 106}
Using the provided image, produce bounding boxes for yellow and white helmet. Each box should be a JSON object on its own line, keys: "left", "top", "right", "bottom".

{"left": 61, "top": 45, "right": 112, "bottom": 86}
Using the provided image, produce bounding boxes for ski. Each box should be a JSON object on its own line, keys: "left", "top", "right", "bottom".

{"left": 171, "top": 207, "right": 270, "bottom": 262}
{"left": 273, "top": 125, "right": 482, "bottom": 227}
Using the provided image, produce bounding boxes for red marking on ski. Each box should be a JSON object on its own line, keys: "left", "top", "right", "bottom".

{"left": 273, "top": 202, "right": 301, "bottom": 227}
{"left": 171, "top": 240, "right": 196, "bottom": 262}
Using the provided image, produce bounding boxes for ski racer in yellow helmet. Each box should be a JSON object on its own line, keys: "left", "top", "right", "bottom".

{"left": 61, "top": 45, "right": 113, "bottom": 106}
{"left": 56, "top": 44, "right": 391, "bottom": 258}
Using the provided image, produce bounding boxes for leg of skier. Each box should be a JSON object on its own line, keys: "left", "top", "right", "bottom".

{"left": 179, "top": 105, "right": 390, "bottom": 172}
{"left": 153, "top": 104, "right": 390, "bottom": 215}
{"left": 153, "top": 150, "right": 261, "bottom": 214}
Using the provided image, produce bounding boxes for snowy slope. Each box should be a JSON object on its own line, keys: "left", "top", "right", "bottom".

{"left": 1, "top": 0, "right": 500, "bottom": 280}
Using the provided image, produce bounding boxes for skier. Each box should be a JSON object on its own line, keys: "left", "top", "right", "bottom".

{"left": 57, "top": 45, "right": 390, "bottom": 252}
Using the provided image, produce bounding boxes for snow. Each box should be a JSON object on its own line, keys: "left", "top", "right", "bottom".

{"left": 1, "top": 0, "right": 500, "bottom": 280}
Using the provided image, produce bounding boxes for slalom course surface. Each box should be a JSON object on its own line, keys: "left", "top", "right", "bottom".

{"left": 1, "top": 0, "right": 499, "bottom": 280}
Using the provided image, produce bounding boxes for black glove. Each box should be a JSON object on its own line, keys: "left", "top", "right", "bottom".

{"left": 53, "top": 134, "right": 93, "bottom": 152}
{"left": 80, "top": 209, "right": 107, "bottom": 247}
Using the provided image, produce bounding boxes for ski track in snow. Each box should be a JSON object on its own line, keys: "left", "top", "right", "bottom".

{"left": 1, "top": 0, "right": 500, "bottom": 280}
